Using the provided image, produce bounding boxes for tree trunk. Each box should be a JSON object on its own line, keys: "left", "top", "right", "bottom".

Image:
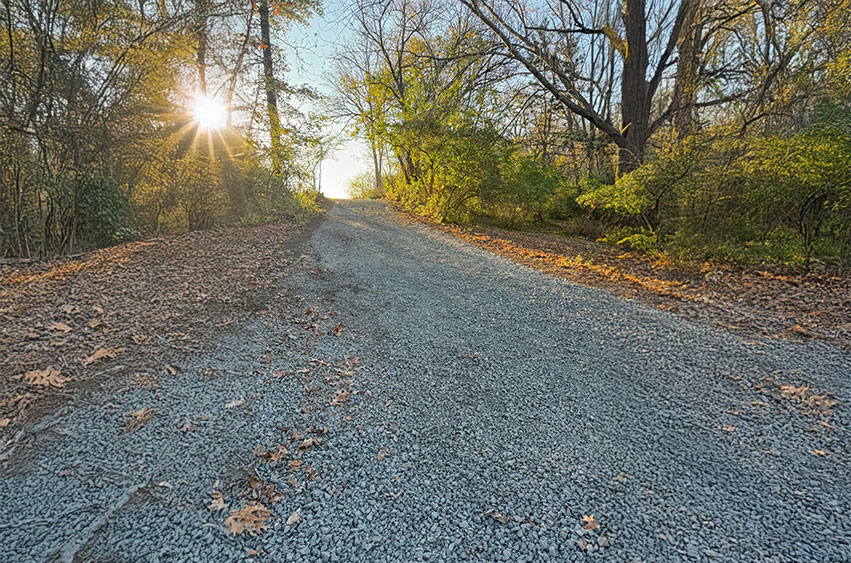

{"left": 370, "top": 139, "right": 384, "bottom": 192}
{"left": 195, "top": 0, "right": 208, "bottom": 96}
{"left": 226, "top": 10, "right": 254, "bottom": 127}
{"left": 619, "top": 0, "right": 650, "bottom": 175}
{"left": 672, "top": 0, "right": 703, "bottom": 139}
{"left": 258, "top": 0, "right": 281, "bottom": 155}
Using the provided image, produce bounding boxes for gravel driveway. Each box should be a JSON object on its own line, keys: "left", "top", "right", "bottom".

{"left": 1, "top": 200, "right": 849, "bottom": 562}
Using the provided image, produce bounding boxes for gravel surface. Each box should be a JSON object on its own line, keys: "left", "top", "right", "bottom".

{"left": 1, "top": 199, "right": 849, "bottom": 562}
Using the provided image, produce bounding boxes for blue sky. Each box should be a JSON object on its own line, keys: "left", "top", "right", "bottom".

{"left": 285, "top": 1, "right": 368, "bottom": 198}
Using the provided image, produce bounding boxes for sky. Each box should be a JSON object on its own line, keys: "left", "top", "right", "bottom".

{"left": 284, "top": 2, "right": 369, "bottom": 199}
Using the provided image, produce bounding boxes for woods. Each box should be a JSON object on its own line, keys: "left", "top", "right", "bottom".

{"left": 338, "top": 0, "right": 851, "bottom": 269}
{"left": 3, "top": 0, "right": 850, "bottom": 269}
{"left": 0, "top": 0, "right": 325, "bottom": 258}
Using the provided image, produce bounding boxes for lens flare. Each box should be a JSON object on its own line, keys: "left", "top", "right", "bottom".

{"left": 191, "top": 96, "right": 227, "bottom": 131}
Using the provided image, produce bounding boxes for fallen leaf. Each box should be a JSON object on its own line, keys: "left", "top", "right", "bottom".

{"left": 164, "top": 364, "right": 177, "bottom": 375}
{"left": 330, "top": 389, "right": 349, "bottom": 407}
{"left": 84, "top": 347, "right": 125, "bottom": 365}
{"left": 123, "top": 407, "right": 154, "bottom": 432}
{"left": 16, "top": 366, "right": 67, "bottom": 388}
{"left": 811, "top": 450, "right": 830, "bottom": 457}
{"left": 0, "top": 418, "right": 11, "bottom": 427}
{"left": 88, "top": 319, "right": 103, "bottom": 329}
{"left": 581, "top": 514, "right": 600, "bottom": 531}
{"left": 209, "top": 493, "right": 227, "bottom": 511}
{"left": 225, "top": 503, "right": 270, "bottom": 536}
{"left": 483, "top": 508, "right": 512, "bottom": 524}
{"left": 286, "top": 507, "right": 301, "bottom": 526}
{"left": 333, "top": 324, "right": 344, "bottom": 336}
{"left": 288, "top": 459, "right": 303, "bottom": 470}
{"left": 225, "top": 399, "right": 244, "bottom": 409}
{"left": 720, "top": 425, "right": 736, "bottom": 432}
{"left": 245, "top": 549, "right": 261, "bottom": 557}
{"left": 298, "top": 437, "right": 321, "bottom": 452}
{"left": 50, "top": 321, "right": 72, "bottom": 333}
{"left": 305, "top": 307, "right": 313, "bottom": 315}
{"left": 177, "top": 418, "right": 197, "bottom": 432}
{"left": 60, "top": 304, "right": 79, "bottom": 315}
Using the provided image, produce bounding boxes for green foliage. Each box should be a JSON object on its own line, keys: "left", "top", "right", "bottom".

{"left": 347, "top": 172, "right": 384, "bottom": 199}
{"left": 577, "top": 110, "right": 851, "bottom": 268}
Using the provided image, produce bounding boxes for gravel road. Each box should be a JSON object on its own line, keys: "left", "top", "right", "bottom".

{"left": 1, "top": 199, "right": 849, "bottom": 562}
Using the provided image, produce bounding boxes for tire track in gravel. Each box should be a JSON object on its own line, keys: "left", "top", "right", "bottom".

{"left": 0, "top": 199, "right": 848, "bottom": 562}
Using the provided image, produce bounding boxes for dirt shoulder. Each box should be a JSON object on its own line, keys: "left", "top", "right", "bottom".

{"left": 0, "top": 208, "right": 329, "bottom": 435}
{"left": 395, "top": 206, "right": 851, "bottom": 350}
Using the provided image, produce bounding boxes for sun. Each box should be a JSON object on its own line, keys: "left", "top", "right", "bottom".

{"left": 191, "top": 96, "right": 227, "bottom": 131}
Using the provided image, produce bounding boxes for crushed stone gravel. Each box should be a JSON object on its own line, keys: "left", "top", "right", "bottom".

{"left": 1, "top": 200, "right": 848, "bottom": 562}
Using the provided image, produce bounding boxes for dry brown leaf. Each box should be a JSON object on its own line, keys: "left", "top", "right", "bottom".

{"left": 286, "top": 507, "right": 301, "bottom": 525}
{"left": 88, "top": 319, "right": 103, "bottom": 329}
{"left": 177, "top": 418, "right": 197, "bottom": 432}
{"left": 50, "top": 321, "right": 72, "bottom": 333}
{"left": 209, "top": 492, "right": 227, "bottom": 511}
{"left": 124, "top": 407, "right": 154, "bottom": 432}
{"left": 164, "top": 364, "right": 177, "bottom": 375}
{"left": 60, "top": 304, "right": 79, "bottom": 315}
{"left": 17, "top": 366, "right": 67, "bottom": 388}
{"left": 298, "top": 437, "right": 321, "bottom": 452}
{"left": 245, "top": 549, "right": 261, "bottom": 557}
{"left": 811, "top": 450, "right": 830, "bottom": 457}
{"left": 225, "top": 503, "right": 271, "bottom": 536}
{"left": 483, "top": 508, "right": 512, "bottom": 524}
{"left": 84, "top": 347, "right": 125, "bottom": 365}
{"left": 581, "top": 514, "right": 600, "bottom": 531}
{"left": 721, "top": 425, "right": 736, "bottom": 432}
{"left": 288, "top": 459, "right": 303, "bottom": 471}
{"left": 225, "top": 399, "right": 244, "bottom": 409}
{"left": 0, "top": 418, "right": 11, "bottom": 428}
{"left": 330, "top": 389, "right": 350, "bottom": 407}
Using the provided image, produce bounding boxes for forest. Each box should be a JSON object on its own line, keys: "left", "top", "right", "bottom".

{"left": 3, "top": 0, "right": 851, "bottom": 270}
{"left": 1, "top": 0, "right": 325, "bottom": 258}
{"left": 338, "top": 0, "right": 851, "bottom": 270}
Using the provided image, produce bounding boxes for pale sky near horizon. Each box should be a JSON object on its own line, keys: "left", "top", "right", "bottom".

{"left": 285, "top": 2, "right": 368, "bottom": 199}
